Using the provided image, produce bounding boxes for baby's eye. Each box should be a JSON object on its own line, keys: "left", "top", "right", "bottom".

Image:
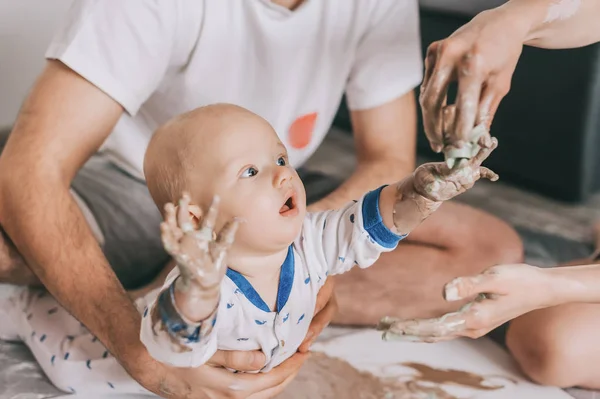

{"left": 241, "top": 167, "right": 258, "bottom": 178}
{"left": 276, "top": 156, "right": 287, "bottom": 166}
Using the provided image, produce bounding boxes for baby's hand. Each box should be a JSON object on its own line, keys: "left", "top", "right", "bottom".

{"left": 413, "top": 138, "right": 499, "bottom": 202}
{"left": 161, "top": 194, "right": 239, "bottom": 321}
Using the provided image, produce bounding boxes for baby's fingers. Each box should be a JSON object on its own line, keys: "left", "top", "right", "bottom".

{"left": 196, "top": 195, "right": 220, "bottom": 250}
{"left": 479, "top": 167, "right": 499, "bottom": 182}
{"left": 470, "top": 137, "right": 498, "bottom": 166}
{"left": 177, "top": 192, "right": 195, "bottom": 234}
{"left": 212, "top": 218, "right": 241, "bottom": 268}
{"left": 164, "top": 202, "right": 183, "bottom": 241}
{"left": 160, "top": 222, "right": 180, "bottom": 255}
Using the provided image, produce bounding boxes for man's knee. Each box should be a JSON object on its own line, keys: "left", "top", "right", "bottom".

{"left": 506, "top": 313, "right": 583, "bottom": 388}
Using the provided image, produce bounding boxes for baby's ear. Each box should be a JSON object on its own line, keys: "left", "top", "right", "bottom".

{"left": 188, "top": 204, "right": 203, "bottom": 229}
{"left": 168, "top": 203, "right": 202, "bottom": 230}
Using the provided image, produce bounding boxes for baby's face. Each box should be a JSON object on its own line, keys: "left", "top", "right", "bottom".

{"left": 192, "top": 115, "right": 307, "bottom": 255}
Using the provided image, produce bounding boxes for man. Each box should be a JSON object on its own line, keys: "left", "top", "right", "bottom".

{"left": 0, "top": 0, "right": 521, "bottom": 397}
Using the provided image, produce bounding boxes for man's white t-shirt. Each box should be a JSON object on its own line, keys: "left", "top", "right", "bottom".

{"left": 46, "top": 0, "right": 423, "bottom": 180}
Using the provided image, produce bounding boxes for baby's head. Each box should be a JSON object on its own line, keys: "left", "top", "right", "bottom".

{"left": 144, "top": 104, "right": 307, "bottom": 255}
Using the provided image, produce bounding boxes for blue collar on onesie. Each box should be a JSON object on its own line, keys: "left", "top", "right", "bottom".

{"left": 226, "top": 245, "right": 295, "bottom": 313}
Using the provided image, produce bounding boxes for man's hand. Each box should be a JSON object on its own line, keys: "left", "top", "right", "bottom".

{"left": 412, "top": 137, "right": 499, "bottom": 203}
{"left": 161, "top": 194, "right": 239, "bottom": 322}
{"left": 420, "top": 6, "right": 526, "bottom": 154}
{"left": 376, "top": 263, "right": 561, "bottom": 342}
{"left": 136, "top": 348, "right": 307, "bottom": 399}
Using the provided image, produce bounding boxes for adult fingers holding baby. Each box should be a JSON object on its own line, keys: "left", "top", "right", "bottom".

{"left": 154, "top": 351, "right": 307, "bottom": 399}
{"left": 298, "top": 278, "right": 338, "bottom": 353}
{"left": 377, "top": 263, "right": 559, "bottom": 342}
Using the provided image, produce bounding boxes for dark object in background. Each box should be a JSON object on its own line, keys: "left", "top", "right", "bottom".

{"left": 334, "top": 6, "right": 600, "bottom": 203}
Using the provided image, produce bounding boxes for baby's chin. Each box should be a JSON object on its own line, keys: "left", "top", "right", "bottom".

{"left": 243, "top": 220, "right": 303, "bottom": 253}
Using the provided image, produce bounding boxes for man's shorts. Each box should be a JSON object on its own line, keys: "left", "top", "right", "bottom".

{"left": 70, "top": 155, "right": 343, "bottom": 289}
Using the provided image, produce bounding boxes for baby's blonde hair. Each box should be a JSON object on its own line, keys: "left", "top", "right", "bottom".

{"left": 144, "top": 114, "right": 192, "bottom": 214}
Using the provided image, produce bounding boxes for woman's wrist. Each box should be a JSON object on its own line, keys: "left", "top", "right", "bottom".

{"left": 498, "top": 0, "right": 551, "bottom": 44}
{"left": 544, "top": 264, "right": 600, "bottom": 306}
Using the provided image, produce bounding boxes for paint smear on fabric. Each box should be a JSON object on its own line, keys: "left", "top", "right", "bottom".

{"left": 277, "top": 352, "right": 514, "bottom": 399}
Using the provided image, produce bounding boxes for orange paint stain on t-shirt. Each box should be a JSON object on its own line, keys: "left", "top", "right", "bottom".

{"left": 288, "top": 112, "right": 317, "bottom": 149}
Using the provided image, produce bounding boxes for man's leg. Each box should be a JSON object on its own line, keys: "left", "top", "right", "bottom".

{"left": 505, "top": 224, "right": 600, "bottom": 389}
{"left": 333, "top": 201, "right": 523, "bottom": 324}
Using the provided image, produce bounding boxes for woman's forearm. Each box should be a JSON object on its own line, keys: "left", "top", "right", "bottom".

{"left": 502, "top": 0, "right": 600, "bottom": 49}
{"left": 547, "top": 263, "right": 600, "bottom": 305}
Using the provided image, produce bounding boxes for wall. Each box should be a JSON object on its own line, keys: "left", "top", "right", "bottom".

{"left": 0, "top": 0, "right": 73, "bottom": 129}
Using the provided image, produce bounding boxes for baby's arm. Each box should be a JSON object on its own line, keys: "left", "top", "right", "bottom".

{"left": 380, "top": 137, "right": 498, "bottom": 236}
{"left": 140, "top": 194, "right": 239, "bottom": 367}
{"left": 303, "top": 137, "right": 498, "bottom": 277}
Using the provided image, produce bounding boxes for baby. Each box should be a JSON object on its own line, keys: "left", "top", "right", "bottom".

{"left": 0, "top": 103, "right": 497, "bottom": 395}
{"left": 139, "top": 103, "right": 498, "bottom": 371}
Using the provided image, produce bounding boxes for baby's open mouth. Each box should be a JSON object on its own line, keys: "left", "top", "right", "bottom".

{"left": 280, "top": 191, "right": 297, "bottom": 215}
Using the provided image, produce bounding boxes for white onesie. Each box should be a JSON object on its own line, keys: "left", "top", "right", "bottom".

{"left": 141, "top": 186, "right": 405, "bottom": 371}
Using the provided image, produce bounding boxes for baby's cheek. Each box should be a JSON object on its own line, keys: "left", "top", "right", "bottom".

{"left": 232, "top": 194, "right": 277, "bottom": 225}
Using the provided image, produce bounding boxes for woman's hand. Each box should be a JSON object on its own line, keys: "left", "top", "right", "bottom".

{"left": 420, "top": 6, "right": 528, "bottom": 154}
{"left": 377, "top": 263, "right": 561, "bottom": 342}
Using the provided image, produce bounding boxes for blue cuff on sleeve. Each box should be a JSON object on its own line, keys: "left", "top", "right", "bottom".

{"left": 361, "top": 185, "right": 406, "bottom": 248}
{"left": 157, "top": 283, "right": 201, "bottom": 343}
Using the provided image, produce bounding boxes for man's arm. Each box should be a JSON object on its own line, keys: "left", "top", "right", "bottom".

{"left": 308, "top": 92, "right": 417, "bottom": 211}
{"left": 0, "top": 60, "right": 169, "bottom": 392}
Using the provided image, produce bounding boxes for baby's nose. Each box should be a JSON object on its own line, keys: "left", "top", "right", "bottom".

{"left": 274, "top": 167, "right": 292, "bottom": 187}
